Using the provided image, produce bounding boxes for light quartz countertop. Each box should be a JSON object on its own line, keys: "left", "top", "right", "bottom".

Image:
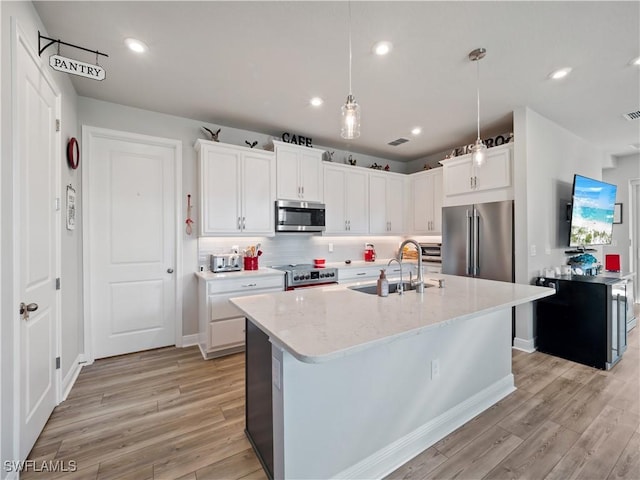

{"left": 230, "top": 274, "right": 554, "bottom": 364}
{"left": 195, "top": 267, "right": 284, "bottom": 282}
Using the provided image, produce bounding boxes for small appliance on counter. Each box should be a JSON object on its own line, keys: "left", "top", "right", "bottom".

{"left": 210, "top": 253, "right": 242, "bottom": 273}
{"left": 364, "top": 243, "right": 376, "bottom": 262}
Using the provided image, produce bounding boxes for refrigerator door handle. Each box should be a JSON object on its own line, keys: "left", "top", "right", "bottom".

{"left": 466, "top": 209, "right": 473, "bottom": 275}
{"left": 474, "top": 209, "right": 480, "bottom": 276}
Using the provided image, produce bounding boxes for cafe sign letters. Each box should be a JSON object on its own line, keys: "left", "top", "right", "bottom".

{"left": 49, "top": 55, "right": 105, "bottom": 81}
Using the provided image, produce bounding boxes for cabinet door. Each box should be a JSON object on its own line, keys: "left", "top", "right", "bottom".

{"left": 324, "top": 166, "right": 347, "bottom": 233}
{"left": 386, "top": 175, "right": 404, "bottom": 234}
{"left": 474, "top": 147, "right": 511, "bottom": 192}
{"left": 242, "top": 151, "right": 275, "bottom": 234}
{"left": 431, "top": 169, "right": 443, "bottom": 232}
{"left": 369, "top": 173, "right": 388, "bottom": 234}
{"left": 443, "top": 157, "right": 473, "bottom": 197}
{"left": 209, "top": 317, "right": 245, "bottom": 349}
{"left": 276, "top": 148, "right": 300, "bottom": 200}
{"left": 411, "top": 172, "right": 432, "bottom": 234}
{"left": 299, "top": 150, "right": 323, "bottom": 202}
{"left": 200, "top": 145, "right": 242, "bottom": 234}
{"left": 345, "top": 169, "right": 369, "bottom": 234}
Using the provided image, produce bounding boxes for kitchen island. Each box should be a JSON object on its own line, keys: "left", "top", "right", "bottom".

{"left": 231, "top": 275, "right": 554, "bottom": 480}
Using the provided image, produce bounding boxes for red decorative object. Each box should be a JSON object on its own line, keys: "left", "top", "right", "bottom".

{"left": 605, "top": 254, "right": 621, "bottom": 272}
{"left": 67, "top": 137, "right": 79, "bottom": 169}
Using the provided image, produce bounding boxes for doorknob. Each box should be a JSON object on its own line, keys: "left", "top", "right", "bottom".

{"left": 167, "top": 268, "right": 174, "bottom": 274}
{"left": 19, "top": 302, "right": 38, "bottom": 320}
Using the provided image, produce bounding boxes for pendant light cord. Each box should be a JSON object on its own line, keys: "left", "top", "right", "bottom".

{"left": 348, "top": 1, "right": 353, "bottom": 96}
{"left": 476, "top": 57, "right": 481, "bottom": 141}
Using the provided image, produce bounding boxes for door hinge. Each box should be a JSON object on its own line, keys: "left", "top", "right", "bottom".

{"left": 55, "top": 357, "right": 60, "bottom": 369}
{"left": 56, "top": 277, "right": 61, "bottom": 290}
{"left": 55, "top": 197, "right": 61, "bottom": 211}
{"left": 55, "top": 119, "right": 61, "bottom": 132}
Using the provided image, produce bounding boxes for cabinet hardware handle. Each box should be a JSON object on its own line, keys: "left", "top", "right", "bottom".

{"left": 241, "top": 283, "right": 257, "bottom": 287}
{"left": 301, "top": 186, "right": 304, "bottom": 195}
{"left": 470, "top": 177, "right": 473, "bottom": 189}
{"left": 237, "top": 217, "right": 241, "bottom": 230}
{"left": 356, "top": 272, "right": 366, "bottom": 276}
{"left": 242, "top": 217, "right": 246, "bottom": 230}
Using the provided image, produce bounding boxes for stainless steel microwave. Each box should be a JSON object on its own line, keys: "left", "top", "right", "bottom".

{"left": 275, "top": 200, "right": 326, "bottom": 233}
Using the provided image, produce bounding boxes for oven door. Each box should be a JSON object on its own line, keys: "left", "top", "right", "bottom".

{"left": 276, "top": 200, "right": 325, "bottom": 232}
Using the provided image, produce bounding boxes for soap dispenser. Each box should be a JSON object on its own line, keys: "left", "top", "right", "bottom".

{"left": 377, "top": 269, "right": 389, "bottom": 297}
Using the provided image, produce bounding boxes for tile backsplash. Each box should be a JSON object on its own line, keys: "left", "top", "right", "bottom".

{"left": 198, "top": 234, "right": 441, "bottom": 270}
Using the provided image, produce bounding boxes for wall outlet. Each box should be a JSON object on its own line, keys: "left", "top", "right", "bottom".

{"left": 431, "top": 358, "right": 440, "bottom": 379}
{"left": 328, "top": 243, "right": 334, "bottom": 253}
{"left": 231, "top": 245, "right": 239, "bottom": 254}
{"left": 530, "top": 244, "right": 537, "bottom": 256}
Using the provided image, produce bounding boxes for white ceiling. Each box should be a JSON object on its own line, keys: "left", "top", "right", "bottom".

{"left": 33, "top": 1, "right": 640, "bottom": 162}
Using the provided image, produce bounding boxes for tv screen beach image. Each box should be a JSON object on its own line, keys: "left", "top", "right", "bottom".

{"left": 569, "top": 175, "right": 617, "bottom": 246}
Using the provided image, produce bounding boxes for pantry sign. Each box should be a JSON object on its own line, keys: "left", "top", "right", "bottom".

{"left": 49, "top": 55, "right": 105, "bottom": 81}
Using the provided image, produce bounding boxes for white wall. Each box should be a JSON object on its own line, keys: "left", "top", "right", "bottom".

{"left": 1, "top": 0, "right": 80, "bottom": 473}
{"left": 603, "top": 153, "right": 640, "bottom": 272}
{"left": 512, "top": 107, "right": 604, "bottom": 351}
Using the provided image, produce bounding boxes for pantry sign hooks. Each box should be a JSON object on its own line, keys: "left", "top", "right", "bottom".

{"left": 38, "top": 31, "right": 108, "bottom": 81}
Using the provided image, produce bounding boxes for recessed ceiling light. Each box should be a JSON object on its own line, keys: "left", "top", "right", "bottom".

{"left": 372, "top": 41, "right": 393, "bottom": 56}
{"left": 411, "top": 127, "right": 422, "bottom": 135}
{"left": 549, "top": 67, "right": 572, "bottom": 80}
{"left": 125, "top": 38, "right": 148, "bottom": 53}
{"left": 310, "top": 97, "right": 324, "bottom": 107}
{"left": 630, "top": 56, "right": 640, "bottom": 66}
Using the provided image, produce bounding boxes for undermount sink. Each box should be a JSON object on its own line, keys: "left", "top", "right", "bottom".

{"left": 349, "top": 282, "right": 432, "bottom": 295}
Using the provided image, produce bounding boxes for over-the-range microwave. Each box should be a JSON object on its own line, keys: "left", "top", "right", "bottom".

{"left": 275, "top": 200, "right": 326, "bottom": 233}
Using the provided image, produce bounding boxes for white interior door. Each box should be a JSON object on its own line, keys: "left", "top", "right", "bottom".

{"left": 15, "top": 25, "right": 60, "bottom": 460}
{"left": 85, "top": 128, "right": 180, "bottom": 359}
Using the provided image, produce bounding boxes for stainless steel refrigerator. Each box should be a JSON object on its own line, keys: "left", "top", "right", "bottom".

{"left": 442, "top": 200, "right": 514, "bottom": 282}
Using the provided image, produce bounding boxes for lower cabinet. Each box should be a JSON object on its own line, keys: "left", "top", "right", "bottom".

{"left": 197, "top": 272, "right": 284, "bottom": 359}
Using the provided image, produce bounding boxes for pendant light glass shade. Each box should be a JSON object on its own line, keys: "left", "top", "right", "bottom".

{"left": 469, "top": 48, "right": 486, "bottom": 167}
{"left": 341, "top": 1, "right": 361, "bottom": 139}
{"left": 341, "top": 94, "right": 361, "bottom": 139}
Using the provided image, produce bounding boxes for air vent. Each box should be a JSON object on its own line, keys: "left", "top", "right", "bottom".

{"left": 387, "top": 137, "right": 409, "bottom": 146}
{"left": 622, "top": 110, "right": 640, "bottom": 121}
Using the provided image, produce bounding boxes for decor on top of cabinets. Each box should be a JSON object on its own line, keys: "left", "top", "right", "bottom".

{"left": 273, "top": 140, "right": 324, "bottom": 202}
{"left": 323, "top": 151, "right": 335, "bottom": 162}
{"left": 340, "top": 1, "right": 361, "bottom": 139}
{"left": 202, "top": 126, "right": 220, "bottom": 142}
{"left": 245, "top": 140, "right": 258, "bottom": 148}
{"left": 281, "top": 132, "right": 313, "bottom": 147}
{"left": 67, "top": 137, "right": 80, "bottom": 169}
{"left": 469, "top": 47, "right": 488, "bottom": 167}
{"left": 346, "top": 154, "right": 356, "bottom": 165}
{"left": 66, "top": 184, "right": 76, "bottom": 230}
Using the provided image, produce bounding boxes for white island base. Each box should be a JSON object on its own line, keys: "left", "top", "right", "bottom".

{"left": 271, "top": 309, "right": 512, "bottom": 479}
{"left": 234, "top": 276, "right": 554, "bottom": 479}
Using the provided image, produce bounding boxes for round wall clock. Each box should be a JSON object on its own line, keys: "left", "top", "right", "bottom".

{"left": 67, "top": 137, "right": 79, "bottom": 169}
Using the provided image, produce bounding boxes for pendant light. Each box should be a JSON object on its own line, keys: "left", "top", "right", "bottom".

{"left": 341, "top": 1, "right": 360, "bottom": 139}
{"left": 469, "top": 48, "right": 487, "bottom": 167}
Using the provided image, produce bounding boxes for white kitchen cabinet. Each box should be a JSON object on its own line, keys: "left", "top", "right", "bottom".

{"left": 369, "top": 172, "right": 405, "bottom": 234}
{"left": 273, "top": 140, "right": 324, "bottom": 202}
{"left": 323, "top": 164, "right": 368, "bottom": 234}
{"left": 196, "top": 139, "right": 275, "bottom": 236}
{"left": 410, "top": 168, "right": 443, "bottom": 234}
{"left": 440, "top": 143, "right": 513, "bottom": 206}
{"left": 197, "top": 271, "right": 284, "bottom": 359}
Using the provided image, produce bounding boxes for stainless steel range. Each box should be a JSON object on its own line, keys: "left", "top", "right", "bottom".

{"left": 271, "top": 264, "right": 338, "bottom": 290}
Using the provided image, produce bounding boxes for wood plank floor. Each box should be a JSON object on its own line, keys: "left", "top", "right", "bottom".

{"left": 26, "top": 315, "right": 639, "bottom": 479}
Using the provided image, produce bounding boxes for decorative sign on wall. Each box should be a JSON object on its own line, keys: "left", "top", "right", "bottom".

{"left": 38, "top": 31, "right": 108, "bottom": 82}
{"left": 448, "top": 132, "right": 513, "bottom": 158}
{"left": 281, "top": 132, "right": 313, "bottom": 147}
{"left": 49, "top": 55, "right": 105, "bottom": 80}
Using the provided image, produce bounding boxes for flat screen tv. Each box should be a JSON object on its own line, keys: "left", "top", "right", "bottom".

{"left": 568, "top": 174, "right": 617, "bottom": 247}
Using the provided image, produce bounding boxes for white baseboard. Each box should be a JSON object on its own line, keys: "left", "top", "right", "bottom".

{"left": 182, "top": 334, "right": 199, "bottom": 348}
{"left": 333, "top": 374, "right": 516, "bottom": 480}
{"left": 512, "top": 336, "right": 536, "bottom": 353}
{"left": 61, "top": 354, "right": 84, "bottom": 402}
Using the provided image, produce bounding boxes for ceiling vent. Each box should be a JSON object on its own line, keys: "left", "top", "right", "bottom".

{"left": 387, "top": 137, "right": 409, "bottom": 146}
{"left": 622, "top": 110, "right": 640, "bottom": 121}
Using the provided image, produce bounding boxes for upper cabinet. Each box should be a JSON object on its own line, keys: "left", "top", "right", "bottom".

{"left": 440, "top": 143, "right": 513, "bottom": 207}
{"left": 410, "top": 168, "right": 443, "bottom": 234}
{"left": 369, "top": 171, "right": 405, "bottom": 234}
{"left": 323, "top": 164, "right": 368, "bottom": 234}
{"left": 273, "top": 140, "right": 324, "bottom": 202}
{"left": 196, "top": 139, "right": 276, "bottom": 236}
